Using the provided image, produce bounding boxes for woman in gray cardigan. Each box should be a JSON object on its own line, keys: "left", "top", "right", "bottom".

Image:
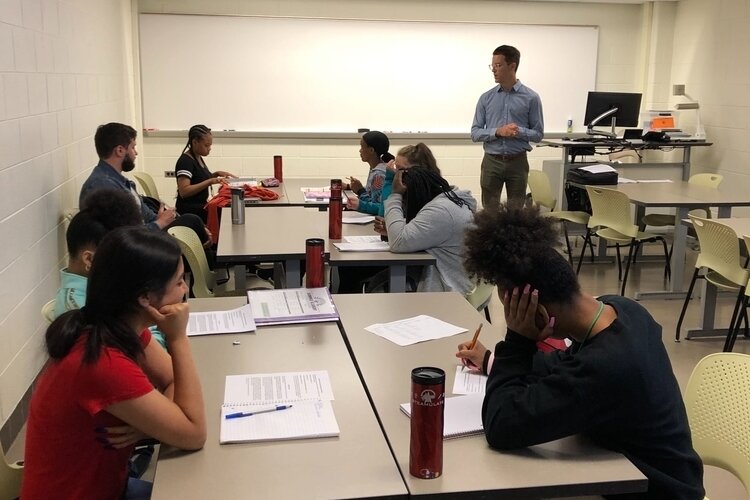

{"left": 379, "top": 167, "right": 477, "bottom": 293}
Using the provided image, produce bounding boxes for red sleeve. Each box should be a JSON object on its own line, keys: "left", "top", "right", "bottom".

{"left": 76, "top": 348, "right": 155, "bottom": 416}
{"left": 140, "top": 328, "right": 152, "bottom": 348}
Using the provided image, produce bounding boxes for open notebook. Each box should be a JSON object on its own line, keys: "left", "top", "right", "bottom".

{"left": 400, "top": 393, "right": 484, "bottom": 439}
{"left": 220, "top": 401, "right": 339, "bottom": 444}
{"left": 220, "top": 371, "right": 340, "bottom": 444}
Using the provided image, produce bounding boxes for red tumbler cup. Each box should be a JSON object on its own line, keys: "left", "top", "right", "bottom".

{"left": 273, "top": 155, "right": 283, "bottom": 182}
{"left": 305, "top": 238, "right": 325, "bottom": 288}
{"left": 409, "top": 367, "right": 445, "bottom": 479}
{"left": 329, "top": 179, "right": 343, "bottom": 240}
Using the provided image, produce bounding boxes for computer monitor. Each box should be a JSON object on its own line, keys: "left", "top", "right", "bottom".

{"left": 584, "top": 92, "right": 642, "bottom": 138}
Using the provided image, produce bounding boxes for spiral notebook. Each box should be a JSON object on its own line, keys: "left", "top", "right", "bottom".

{"left": 220, "top": 370, "right": 340, "bottom": 444}
{"left": 400, "top": 393, "right": 484, "bottom": 439}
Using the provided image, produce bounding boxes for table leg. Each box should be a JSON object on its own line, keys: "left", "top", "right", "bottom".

{"left": 286, "top": 259, "right": 301, "bottom": 288}
{"left": 233, "top": 265, "right": 246, "bottom": 290}
{"left": 389, "top": 265, "right": 407, "bottom": 293}
{"left": 634, "top": 206, "right": 689, "bottom": 300}
{"left": 685, "top": 281, "right": 724, "bottom": 339}
{"left": 681, "top": 147, "right": 691, "bottom": 181}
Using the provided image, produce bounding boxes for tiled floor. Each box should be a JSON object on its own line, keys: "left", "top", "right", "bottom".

{"left": 482, "top": 241, "right": 750, "bottom": 499}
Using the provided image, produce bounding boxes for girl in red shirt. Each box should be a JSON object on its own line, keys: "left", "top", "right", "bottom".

{"left": 23, "top": 226, "right": 206, "bottom": 499}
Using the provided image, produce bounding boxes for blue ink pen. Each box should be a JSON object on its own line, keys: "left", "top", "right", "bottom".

{"left": 225, "top": 405, "right": 293, "bottom": 419}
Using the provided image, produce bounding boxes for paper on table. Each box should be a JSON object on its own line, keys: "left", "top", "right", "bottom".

{"left": 220, "top": 400, "right": 340, "bottom": 444}
{"left": 452, "top": 365, "right": 487, "bottom": 394}
{"left": 223, "top": 370, "right": 335, "bottom": 405}
{"left": 342, "top": 214, "right": 375, "bottom": 224}
{"left": 619, "top": 177, "right": 674, "bottom": 184}
{"left": 246, "top": 287, "right": 339, "bottom": 325}
{"left": 365, "top": 315, "right": 468, "bottom": 346}
{"left": 187, "top": 304, "right": 256, "bottom": 336}
{"left": 333, "top": 235, "right": 390, "bottom": 252}
{"left": 301, "top": 187, "right": 331, "bottom": 201}
{"left": 229, "top": 178, "right": 258, "bottom": 188}
{"left": 221, "top": 370, "right": 339, "bottom": 444}
{"left": 579, "top": 164, "right": 618, "bottom": 174}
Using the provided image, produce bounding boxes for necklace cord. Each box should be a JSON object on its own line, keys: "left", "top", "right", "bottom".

{"left": 577, "top": 301, "right": 605, "bottom": 351}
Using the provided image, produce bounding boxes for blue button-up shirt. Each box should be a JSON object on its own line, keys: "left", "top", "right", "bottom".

{"left": 471, "top": 80, "right": 544, "bottom": 155}
{"left": 79, "top": 160, "right": 159, "bottom": 230}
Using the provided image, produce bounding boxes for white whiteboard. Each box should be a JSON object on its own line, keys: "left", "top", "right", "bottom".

{"left": 139, "top": 14, "right": 598, "bottom": 133}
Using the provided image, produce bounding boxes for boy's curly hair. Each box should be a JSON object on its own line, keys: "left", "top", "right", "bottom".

{"left": 463, "top": 203, "right": 580, "bottom": 305}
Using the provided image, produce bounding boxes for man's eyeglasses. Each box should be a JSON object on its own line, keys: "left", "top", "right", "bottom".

{"left": 488, "top": 64, "right": 503, "bottom": 71}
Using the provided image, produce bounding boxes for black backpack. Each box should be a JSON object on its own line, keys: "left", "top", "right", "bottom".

{"left": 564, "top": 166, "right": 618, "bottom": 214}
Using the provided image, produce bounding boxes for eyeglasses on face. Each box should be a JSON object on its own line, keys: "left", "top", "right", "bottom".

{"left": 488, "top": 63, "right": 504, "bottom": 71}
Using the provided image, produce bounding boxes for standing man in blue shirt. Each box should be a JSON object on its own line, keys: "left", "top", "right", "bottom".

{"left": 471, "top": 45, "right": 544, "bottom": 208}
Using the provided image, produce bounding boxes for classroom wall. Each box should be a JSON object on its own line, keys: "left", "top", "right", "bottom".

{"left": 0, "top": 0, "right": 135, "bottom": 428}
{"left": 670, "top": 0, "right": 750, "bottom": 214}
{"left": 136, "top": 0, "right": 649, "bottom": 201}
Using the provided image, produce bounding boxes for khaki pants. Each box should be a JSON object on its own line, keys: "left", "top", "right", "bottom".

{"left": 480, "top": 153, "right": 529, "bottom": 209}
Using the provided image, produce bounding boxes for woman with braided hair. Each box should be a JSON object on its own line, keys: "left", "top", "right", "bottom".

{"left": 378, "top": 166, "right": 477, "bottom": 293}
{"left": 175, "top": 124, "right": 236, "bottom": 222}
{"left": 455, "top": 203, "right": 704, "bottom": 500}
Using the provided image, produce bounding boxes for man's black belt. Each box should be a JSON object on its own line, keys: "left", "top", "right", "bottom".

{"left": 488, "top": 152, "right": 527, "bottom": 161}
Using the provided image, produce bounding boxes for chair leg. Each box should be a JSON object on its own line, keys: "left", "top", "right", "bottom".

{"left": 620, "top": 239, "right": 636, "bottom": 296}
{"left": 723, "top": 289, "right": 747, "bottom": 352}
{"left": 562, "top": 222, "right": 574, "bottom": 267}
{"left": 587, "top": 234, "right": 595, "bottom": 262}
{"left": 576, "top": 230, "right": 592, "bottom": 275}
{"left": 615, "top": 243, "right": 622, "bottom": 281}
{"left": 632, "top": 241, "right": 640, "bottom": 264}
{"left": 675, "top": 268, "right": 700, "bottom": 342}
{"left": 658, "top": 237, "right": 671, "bottom": 280}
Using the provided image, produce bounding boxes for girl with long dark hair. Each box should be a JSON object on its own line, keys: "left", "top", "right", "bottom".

{"left": 23, "top": 227, "right": 206, "bottom": 499}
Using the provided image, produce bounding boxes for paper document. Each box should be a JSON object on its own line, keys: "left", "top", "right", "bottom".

{"left": 342, "top": 214, "right": 375, "bottom": 224}
{"left": 220, "top": 400, "right": 339, "bottom": 443}
{"left": 246, "top": 288, "right": 339, "bottom": 325}
{"left": 365, "top": 315, "right": 467, "bottom": 346}
{"left": 229, "top": 178, "right": 258, "bottom": 188}
{"left": 224, "top": 370, "right": 335, "bottom": 404}
{"left": 187, "top": 304, "right": 256, "bottom": 336}
{"left": 579, "top": 164, "right": 617, "bottom": 174}
{"left": 301, "top": 187, "right": 331, "bottom": 202}
{"left": 400, "top": 394, "right": 484, "bottom": 439}
{"left": 333, "top": 235, "right": 390, "bottom": 252}
{"left": 618, "top": 177, "right": 674, "bottom": 184}
{"left": 452, "top": 365, "right": 488, "bottom": 395}
{"left": 221, "top": 370, "right": 339, "bottom": 444}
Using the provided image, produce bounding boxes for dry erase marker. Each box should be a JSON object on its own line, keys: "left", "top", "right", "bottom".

{"left": 225, "top": 405, "right": 293, "bottom": 419}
